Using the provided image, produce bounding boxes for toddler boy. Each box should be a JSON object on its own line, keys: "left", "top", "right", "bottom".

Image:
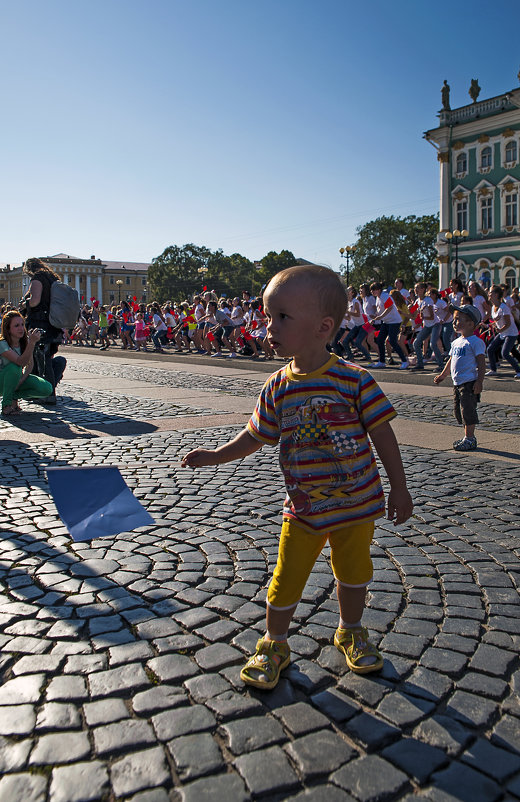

{"left": 182, "top": 265, "right": 413, "bottom": 689}
{"left": 433, "top": 304, "right": 486, "bottom": 451}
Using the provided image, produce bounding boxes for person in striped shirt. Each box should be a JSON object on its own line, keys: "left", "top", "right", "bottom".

{"left": 182, "top": 264, "right": 413, "bottom": 689}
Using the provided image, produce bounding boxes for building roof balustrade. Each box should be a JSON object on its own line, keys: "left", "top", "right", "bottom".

{"left": 438, "top": 91, "right": 520, "bottom": 127}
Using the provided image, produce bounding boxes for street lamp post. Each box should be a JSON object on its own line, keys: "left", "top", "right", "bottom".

{"left": 339, "top": 245, "right": 356, "bottom": 285}
{"left": 444, "top": 229, "right": 468, "bottom": 282}
{"left": 197, "top": 265, "right": 209, "bottom": 294}
{"left": 116, "top": 279, "right": 123, "bottom": 304}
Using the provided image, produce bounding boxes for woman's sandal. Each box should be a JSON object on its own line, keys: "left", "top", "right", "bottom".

{"left": 2, "top": 405, "right": 22, "bottom": 416}
{"left": 334, "top": 626, "right": 383, "bottom": 674}
{"left": 240, "top": 637, "right": 291, "bottom": 690}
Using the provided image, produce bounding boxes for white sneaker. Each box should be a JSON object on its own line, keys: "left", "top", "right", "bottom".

{"left": 211, "top": 352, "right": 224, "bottom": 358}
{"left": 227, "top": 352, "right": 237, "bottom": 359}
{"left": 399, "top": 362, "right": 409, "bottom": 370}
{"left": 372, "top": 362, "right": 386, "bottom": 368}
{"left": 485, "top": 370, "right": 497, "bottom": 376}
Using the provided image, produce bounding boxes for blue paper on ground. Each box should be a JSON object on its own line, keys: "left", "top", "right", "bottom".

{"left": 47, "top": 466, "right": 154, "bottom": 541}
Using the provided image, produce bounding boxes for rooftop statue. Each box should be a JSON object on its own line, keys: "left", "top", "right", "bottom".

{"left": 441, "top": 80, "right": 450, "bottom": 111}
{"left": 469, "top": 79, "right": 481, "bottom": 103}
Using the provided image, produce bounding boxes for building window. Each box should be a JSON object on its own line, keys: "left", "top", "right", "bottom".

{"left": 142, "top": 277, "right": 146, "bottom": 285}
{"left": 505, "top": 269, "right": 516, "bottom": 291}
{"left": 481, "top": 146, "right": 492, "bottom": 170}
{"left": 126, "top": 277, "right": 131, "bottom": 285}
{"left": 505, "top": 194, "right": 518, "bottom": 227}
{"left": 456, "top": 153, "right": 467, "bottom": 174}
{"left": 481, "top": 197, "right": 493, "bottom": 231}
{"left": 110, "top": 294, "right": 115, "bottom": 303}
{"left": 456, "top": 201, "right": 468, "bottom": 231}
{"left": 110, "top": 276, "right": 114, "bottom": 284}
{"left": 505, "top": 140, "right": 518, "bottom": 165}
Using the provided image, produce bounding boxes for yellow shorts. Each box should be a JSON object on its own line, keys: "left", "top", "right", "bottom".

{"left": 267, "top": 518, "right": 374, "bottom": 610}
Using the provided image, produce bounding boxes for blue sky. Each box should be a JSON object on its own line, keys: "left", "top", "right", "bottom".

{"left": 1, "top": 0, "right": 519, "bottom": 270}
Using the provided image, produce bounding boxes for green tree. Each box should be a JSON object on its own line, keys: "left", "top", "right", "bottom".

{"left": 148, "top": 243, "right": 212, "bottom": 302}
{"left": 148, "top": 244, "right": 299, "bottom": 303}
{"left": 346, "top": 214, "right": 439, "bottom": 289}
{"left": 252, "top": 250, "right": 297, "bottom": 295}
{"left": 205, "top": 250, "right": 255, "bottom": 298}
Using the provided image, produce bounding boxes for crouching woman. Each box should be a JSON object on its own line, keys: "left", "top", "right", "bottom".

{"left": 0, "top": 311, "right": 53, "bottom": 415}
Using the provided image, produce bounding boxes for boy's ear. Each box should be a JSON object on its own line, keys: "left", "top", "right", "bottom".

{"left": 319, "top": 315, "right": 336, "bottom": 338}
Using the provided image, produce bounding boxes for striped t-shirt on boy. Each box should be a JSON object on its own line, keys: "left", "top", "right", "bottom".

{"left": 247, "top": 353, "right": 396, "bottom": 533}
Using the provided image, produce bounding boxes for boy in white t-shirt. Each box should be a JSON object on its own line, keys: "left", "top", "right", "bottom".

{"left": 433, "top": 305, "right": 486, "bottom": 452}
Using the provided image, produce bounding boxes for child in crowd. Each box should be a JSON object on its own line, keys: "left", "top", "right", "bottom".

{"left": 134, "top": 313, "right": 149, "bottom": 351}
{"left": 182, "top": 265, "right": 413, "bottom": 689}
{"left": 98, "top": 306, "right": 110, "bottom": 350}
{"left": 434, "top": 304, "right": 486, "bottom": 452}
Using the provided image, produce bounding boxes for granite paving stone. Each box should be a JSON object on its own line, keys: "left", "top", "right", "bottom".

{"left": 132, "top": 685, "right": 187, "bottom": 715}
{"left": 332, "top": 754, "right": 409, "bottom": 800}
{"left": 272, "top": 702, "right": 331, "bottom": 736}
{"left": 49, "top": 761, "right": 109, "bottom": 802}
{"left": 167, "top": 732, "right": 223, "bottom": 780}
{"left": 35, "top": 703, "right": 81, "bottom": 731}
{"left": 0, "top": 773, "right": 47, "bottom": 802}
{"left": 285, "top": 730, "right": 356, "bottom": 778}
{"left": 0, "top": 705, "right": 36, "bottom": 736}
{"left": 429, "top": 762, "right": 501, "bottom": 802}
{"left": 45, "top": 676, "right": 88, "bottom": 701}
{"left": 88, "top": 664, "right": 151, "bottom": 697}
{"left": 0, "top": 674, "right": 45, "bottom": 705}
{"left": 234, "top": 744, "right": 300, "bottom": 796}
{"left": 0, "top": 737, "right": 32, "bottom": 773}
{"left": 381, "top": 737, "right": 448, "bottom": 782}
{"left": 146, "top": 654, "right": 198, "bottom": 682}
{"left": 110, "top": 746, "right": 170, "bottom": 798}
{"left": 178, "top": 772, "right": 249, "bottom": 802}
{"left": 29, "top": 731, "right": 90, "bottom": 765}
{"left": 93, "top": 719, "right": 156, "bottom": 756}
{"left": 152, "top": 704, "right": 216, "bottom": 741}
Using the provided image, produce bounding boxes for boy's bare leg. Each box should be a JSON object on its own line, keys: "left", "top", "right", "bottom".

{"left": 336, "top": 584, "right": 366, "bottom": 625}
{"left": 265, "top": 605, "right": 297, "bottom": 640}
{"left": 464, "top": 424, "right": 475, "bottom": 439}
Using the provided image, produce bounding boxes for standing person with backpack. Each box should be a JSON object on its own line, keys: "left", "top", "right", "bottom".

{"left": 22, "top": 258, "right": 75, "bottom": 404}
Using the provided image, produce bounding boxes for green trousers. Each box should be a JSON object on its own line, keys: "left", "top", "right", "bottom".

{"left": 0, "top": 362, "right": 53, "bottom": 408}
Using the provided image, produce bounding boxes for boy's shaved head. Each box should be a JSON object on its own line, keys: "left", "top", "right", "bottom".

{"left": 265, "top": 264, "right": 348, "bottom": 332}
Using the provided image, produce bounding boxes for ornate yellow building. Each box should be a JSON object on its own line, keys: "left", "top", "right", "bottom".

{"left": 0, "top": 253, "right": 150, "bottom": 307}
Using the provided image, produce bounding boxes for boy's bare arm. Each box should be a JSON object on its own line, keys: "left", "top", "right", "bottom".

{"left": 433, "top": 356, "right": 451, "bottom": 383}
{"left": 369, "top": 421, "right": 413, "bottom": 525}
{"left": 181, "top": 428, "right": 263, "bottom": 468}
{"left": 474, "top": 353, "right": 486, "bottom": 394}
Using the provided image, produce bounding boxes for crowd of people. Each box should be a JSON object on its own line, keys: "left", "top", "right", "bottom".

{"left": 1, "top": 270, "right": 520, "bottom": 416}
{"left": 45, "top": 290, "right": 276, "bottom": 360}
{"left": 46, "top": 276, "right": 517, "bottom": 377}
{"left": 331, "top": 276, "right": 520, "bottom": 379}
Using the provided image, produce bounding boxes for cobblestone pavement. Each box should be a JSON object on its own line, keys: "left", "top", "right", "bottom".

{"left": 65, "top": 358, "right": 520, "bottom": 433}
{"left": 1, "top": 408, "right": 520, "bottom": 801}
{"left": 0, "top": 383, "right": 229, "bottom": 432}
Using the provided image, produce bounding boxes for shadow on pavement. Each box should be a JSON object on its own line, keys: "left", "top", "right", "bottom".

{"left": 0, "top": 397, "right": 158, "bottom": 439}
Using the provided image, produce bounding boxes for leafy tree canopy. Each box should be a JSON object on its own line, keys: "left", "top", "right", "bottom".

{"left": 345, "top": 214, "right": 439, "bottom": 289}
{"left": 148, "top": 244, "right": 297, "bottom": 303}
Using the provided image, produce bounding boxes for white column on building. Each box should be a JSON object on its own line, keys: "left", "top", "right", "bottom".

{"left": 97, "top": 274, "right": 103, "bottom": 304}
{"left": 439, "top": 151, "right": 450, "bottom": 231}
{"left": 75, "top": 274, "right": 81, "bottom": 295}
{"left": 86, "top": 275, "right": 92, "bottom": 302}
{"left": 437, "top": 150, "right": 451, "bottom": 288}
